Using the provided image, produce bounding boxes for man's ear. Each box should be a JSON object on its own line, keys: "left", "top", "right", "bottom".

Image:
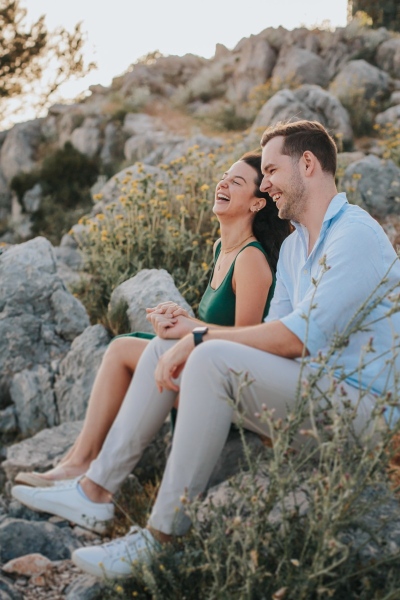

{"left": 302, "top": 151, "right": 316, "bottom": 176}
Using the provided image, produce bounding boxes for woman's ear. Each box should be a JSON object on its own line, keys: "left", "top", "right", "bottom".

{"left": 250, "top": 198, "right": 267, "bottom": 213}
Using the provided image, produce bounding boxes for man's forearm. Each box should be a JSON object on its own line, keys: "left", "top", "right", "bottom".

{"left": 205, "top": 320, "right": 307, "bottom": 359}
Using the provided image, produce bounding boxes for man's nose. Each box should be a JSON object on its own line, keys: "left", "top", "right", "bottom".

{"left": 260, "top": 175, "right": 270, "bottom": 192}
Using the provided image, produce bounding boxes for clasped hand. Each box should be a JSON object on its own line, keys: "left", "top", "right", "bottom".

{"left": 146, "top": 301, "right": 193, "bottom": 338}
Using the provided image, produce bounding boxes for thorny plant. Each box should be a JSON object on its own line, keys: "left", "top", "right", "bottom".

{"left": 104, "top": 255, "right": 400, "bottom": 600}
{"left": 71, "top": 144, "right": 239, "bottom": 330}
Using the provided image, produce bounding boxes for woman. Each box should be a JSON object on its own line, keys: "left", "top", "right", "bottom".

{"left": 15, "top": 152, "right": 290, "bottom": 486}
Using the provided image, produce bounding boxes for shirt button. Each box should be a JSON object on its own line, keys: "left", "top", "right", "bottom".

{"left": 303, "top": 269, "right": 308, "bottom": 274}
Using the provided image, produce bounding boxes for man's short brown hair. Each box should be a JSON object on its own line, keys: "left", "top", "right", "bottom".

{"left": 260, "top": 120, "right": 337, "bottom": 175}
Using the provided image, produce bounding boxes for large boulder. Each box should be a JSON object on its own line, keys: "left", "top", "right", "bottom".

{"left": 109, "top": 269, "right": 194, "bottom": 333}
{"left": 70, "top": 117, "right": 102, "bottom": 158}
{"left": 271, "top": 47, "right": 329, "bottom": 89}
{"left": 251, "top": 85, "right": 353, "bottom": 148}
{"left": 341, "top": 154, "right": 400, "bottom": 218}
{"left": 2, "top": 421, "right": 83, "bottom": 483}
{"left": 330, "top": 59, "right": 391, "bottom": 105}
{"left": 375, "top": 104, "right": 400, "bottom": 129}
{"left": 227, "top": 37, "right": 277, "bottom": 103}
{"left": 54, "top": 325, "right": 111, "bottom": 423}
{"left": 376, "top": 38, "right": 400, "bottom": 78}
{"left": 0, "top": 519, "right": 79, "bottom": 562}
{"left": 10, "top": 365, "right": 56, "bottom": 435}
{"left": 0, "top": 121, "right": 41, "bottom": 183}
{"left": 0, "top": 237, "right": 89, "bottom": 413}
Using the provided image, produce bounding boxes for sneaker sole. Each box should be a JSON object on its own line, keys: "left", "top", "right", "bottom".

{"left": 12, "top": 488, "right": 113, "bottom": 535}
{"left": 72, "top": 551, "right": 132, "bottom": 579}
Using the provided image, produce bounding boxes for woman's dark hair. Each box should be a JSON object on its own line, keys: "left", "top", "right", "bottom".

{"left": 239, "top": 151, "right": 292, "bottom": 273}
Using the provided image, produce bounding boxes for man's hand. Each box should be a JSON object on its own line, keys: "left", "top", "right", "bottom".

{"left": 155, "top": 334, "right": 194, "bottom": 392}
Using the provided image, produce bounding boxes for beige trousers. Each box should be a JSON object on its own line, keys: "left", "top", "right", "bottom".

{"left": 86, "top": 337, "right": 377, "bottom": 535}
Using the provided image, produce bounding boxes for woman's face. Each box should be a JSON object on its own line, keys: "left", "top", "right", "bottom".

{"left": 213, "top": 161, "right": 260, "bottom": 219}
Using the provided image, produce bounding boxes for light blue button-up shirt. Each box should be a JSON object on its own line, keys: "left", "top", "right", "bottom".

{"left": 265, "top": 193, "right": 400, "bottom": 413}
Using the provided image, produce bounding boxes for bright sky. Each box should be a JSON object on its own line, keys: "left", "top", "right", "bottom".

{"left": 24, "top": 0, "right": 348, "bottom": 103}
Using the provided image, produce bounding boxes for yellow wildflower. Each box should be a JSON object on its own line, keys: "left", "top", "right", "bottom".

{"left": 97, "top": 213, "right": 105, "bottom": 221}
{"left": 201, "top": 262, "right": 208, "bottom": 271}
{"left": 176, "top": 194, "right": 185, "bottom": 201}
{"left": 200, "top": 184, "right": 210, "bottom": 192}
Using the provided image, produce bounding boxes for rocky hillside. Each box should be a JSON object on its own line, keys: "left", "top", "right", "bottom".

{"left": 0, "top": 17, "right": 400, "bottom": 242}
{"left": 0, "top": 17, "right": 400, "bottom": 599}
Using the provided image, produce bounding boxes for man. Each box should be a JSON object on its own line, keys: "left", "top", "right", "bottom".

{"left": 12, "top": 121, "right": 400, "bottom": 579}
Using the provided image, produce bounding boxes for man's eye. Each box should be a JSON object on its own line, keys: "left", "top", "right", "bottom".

{"left": 233, "top": 180, "right": 241, "bottom": 185}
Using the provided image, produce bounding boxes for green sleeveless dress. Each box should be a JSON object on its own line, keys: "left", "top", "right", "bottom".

{"left": 197, "top": 240, "right": 275, "bottom": 325}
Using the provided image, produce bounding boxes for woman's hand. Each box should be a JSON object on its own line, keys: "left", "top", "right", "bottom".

{"left": 146, "top": 301, "right": 190, "bottom": 319}
{"left": 155, "top": 334, "right": 194, "bottom": 392}
{"left": 147, "top": 313, "right": 196, "bottom": 339}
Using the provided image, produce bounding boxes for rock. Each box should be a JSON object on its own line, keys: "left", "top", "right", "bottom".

{"left": 271, "top": 47, "right": 329, "bottom": 89}
{"left": 208, "top": 427, "right": 266, "bottom": 489}
{"left": 70, "top": 117, "right": 101, "bottom": 158}
{"left": 54, "top": 325, "right": 111, "bottom": 423}
{"left": 108, "top": 269, "right": 194, "bottom": 333}
{"left": 21, "top": 183, "right": 42, "bottom": 214}
{"left": 330, "top": 59, "right": 391, "bottom": 105}
{"left": 227, "top": 37, "right": 277, "bottom": 103}
{"left": 389, "top": 90, "right": 400, "bottom": 107}
{"left": 0, "top": 576, "right": 23, "bottom": 600}
{"left": 251, "top": 85, "right": 353, "bottom": 148}
{"left": 342, "top": 154, "right": 400, "bottom": 218}
{"left": 2, "top": 554, "right": 53, "bottom": 576}
{"left": 51, "top": 288, "right": 90, "bottom": 342}
{"left": 0, "top": 519, "right": 79, "bottom": 562}
{"left": 0, "top": 121, "right": 41, "bottom": 183}
{"left": 122, "top": 112, "right": 163, "bottom": 136}
{"left": 376, "top": 37, "right": 400, "bottom": 78}
{"left": 100, "top": 121, "right": 124, "bottom": 165}
{"left": 0, "top": 237, "right": 89, "bottom": 412}
{"left": 10, "top": 366, "right": 56, "bottom": 435}
{"left": 375, "top": 104, "right": 400, "bottom": 128}
{"left": 2, "top": 421, "right": 82, "bottom": 483}
{"left": 124, "top": 130, "right": 179, "bottom": 163}
{"left": 87, "top": 163, "right": 168, "bottom": 213}
{"left": 0, "top": 406, "right": 17, "bottom": 435}
{"left": 0, "top": 170, "right": 11, "bottom": 220}
{"left": 64, "top": 574, "right": 106, "bottom": 600}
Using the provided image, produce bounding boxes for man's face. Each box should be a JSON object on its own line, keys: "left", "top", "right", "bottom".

{"left": 261, "top": 136, "right": 307, "bottom": 222}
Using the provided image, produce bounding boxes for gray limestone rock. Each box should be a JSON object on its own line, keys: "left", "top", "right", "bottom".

{"left": 330, "top": 59, "right": 391, "bottom": 105}
{"left": 21, "top": 183, "right": 42, "bottom": 214}
{"left": 376, "top": 37, "right": 400, "bottom": 78}
{"left": 109, "top": 269, "right": 194, "bottom": 333}
{"left": 10, "top": 366, "right": 56, "bottom": 435}
{"left": 375, "top": 104, "right": 400, "bottom": 129}
{"left": 70, "top": 117, "right": 101, "bottom": 158}
{"left": 271, "top": 47, "right": 330, "bottom": 89}
{"left": 251, "top": 85, "right": 353, "bottom": 148}
{"left": 0, "top": 121, "right": 41, "bottom": 183}
{"left": 342, "top": 154, "right": 400, "bottom": 218}
{"left": 2, "top": 421, "right": 83, "bottom": 483}
{"left": 227, "top": 37, "right": 277, "bottom": 103}
{"left": 64, "top": 575, "right": 106, "bottom": 600}
{"left": 0, "top": 576, "right": 23, "bottom": 600}
{"left": 0, "top": 406, "right": 17, "bottom": 435}
{"left": 0, "top": 237, "right": 89, "bottom": 412}
{"left": 0, "top": 518, "right": 79, "bottom": 562}
{"left": 54, "top": 325, "right": 111, "bottom": 423}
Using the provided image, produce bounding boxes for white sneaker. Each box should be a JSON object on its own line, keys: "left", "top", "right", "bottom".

{"left": 72, "top": 526, "right": 161, "bottom": 578}
{"left": 11, "top": 479, "right": 114, "bottom": 534}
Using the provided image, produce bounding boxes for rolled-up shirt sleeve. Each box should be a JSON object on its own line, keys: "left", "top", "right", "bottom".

{"left": 280, "top": 221, "right": 386, "bottom": 355}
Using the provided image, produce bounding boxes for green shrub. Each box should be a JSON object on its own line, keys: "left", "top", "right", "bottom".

{"left": 11, "top": 142, "right": 100, "bottom": 243}
{"left": 73, "top": 146, "right": 237, "bottom": 326}
{"left": 102, "top": 265, "right": 400, "bottom": 599}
